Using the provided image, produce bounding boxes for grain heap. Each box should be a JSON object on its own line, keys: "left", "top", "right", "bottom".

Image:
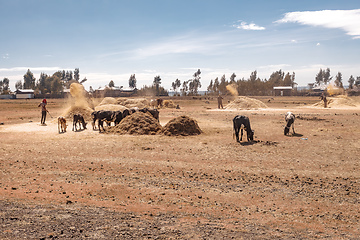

{"left": 62, "top": 83, "right": 94, "bottom": 121}
{"left": 225, "top": 96, "right": 268, "bottom": 110}
{"left": 311, "top": 95, "right": 359, "bottom": 108}
{"left": 95, "top": 97, "right": 149, "bottom": 111}
{"left": 106, "top": 111, "right": 162, "bottom": 135}
{"left": 163, "top": 100, "right": 176, "bottom": 108}
{"left": 162, "top": 116, "right": 202, "bottom": 136}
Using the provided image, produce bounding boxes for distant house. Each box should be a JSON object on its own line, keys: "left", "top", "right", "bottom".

{"left": 15, "top": 89, "right": 35, "bottom": 99}
{"left": 273, "top": 86, "right": 293, "bottom": 96}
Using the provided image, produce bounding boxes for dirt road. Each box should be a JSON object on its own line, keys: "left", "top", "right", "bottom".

{"left": 0, "top": 97, "right": 359, "bottom": 239}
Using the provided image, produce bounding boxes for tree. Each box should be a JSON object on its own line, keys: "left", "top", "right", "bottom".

{"left": 153, "top": 76, "right": 162, "bottom": 96}
{"left": 181, "top": 80, "right": 188, "bottom": 96}
{"left": 74, "top": 68, "right": 80, "bottom": 82}
{"left": 188, "top": 69, "right": 202, "bottom": 95}
{"left": 348, "top": 75, "right": 355, "bottom": 89}
{"left": 213, "top": 77, "right": 219, "bottom": 93}
{"left": 23, "top": 69, "right": 36, "bottom": 89}
{"left": 15, "top": 80, "right": 23, "bottom": 90}
{"left": 109, "top": 80, "right": 115, "bottom": 88}
{"left": 37, "top": 73, "right": 48, "bottom": 94}
{"left": 355, "top": 76, "right": 360, "bottom": 87}
{"left": 171, "top": 78, "right": 181, "bottom": 94}
{"left": 129, "top": 74, "right": 137, "bottom": 89}
{"left": 219, "top": 74, "right": 227, "bottom": 94}
{"left": 230, "top": 73, "right": 236, "bottom": 83}
{"left": 323, "top": 68, "right": 332, "bottom": 84}
{"left": 0, "top": 78, "right": 10, "bottom": 94}
{"left": 207, "top": 79, "right": 213, "bottom": 93}
{"left": 80, "top": 77, "right": 87, "bottom": 84}
{"left": 334, "top": 72, "right": 343, "bottom": 88}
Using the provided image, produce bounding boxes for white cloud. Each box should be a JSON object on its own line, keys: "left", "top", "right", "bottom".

{"left": 316, "top": 43, "right": 321, "bottom": 46}
{"left": 276, "top": 9, "right": 360, "bottom": 39}
{"left": 234, "top": 21, "right": 265, "bottom": 30}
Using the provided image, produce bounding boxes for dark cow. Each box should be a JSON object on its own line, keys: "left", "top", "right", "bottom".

{"left": 284, "top": 112, "right": 295, "bottom": 135}
{"left": 112, "top": 111, "right": 123, "bottom": 125}
{"left": 233, "top": 115, "right": 254, "bottom": 142}
{"left": 122, "top": 109, "right": 131, "bottom": 118}
{"left": 139, "top": 108, "right": 159, "bottom": 122}
{"left": 72, "top": 114, "right": 87, "bottom": 131}
{"left": 92, "top": 110, "right": 114, "bottom": 132}
{"left": 91, "top": 111, "right": 99, "bottom": 130}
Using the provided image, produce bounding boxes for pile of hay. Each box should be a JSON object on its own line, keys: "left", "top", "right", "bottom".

{"left": 106, "top": 111, "right": 162, "bottom": 135}
{"left": 62, "top": 106, "right": 94, "bottom": 121}
{"left": 162, "top": 116, "right": 202, "bottom": 136}
{"left": 116, "top": 98, "right": 150, "bottom": 109}
{"left": 96, "top": 97, "right": 150, "bottom": 111}
{"left": 225, "top": 96, "right": 268, "bottom": 110}
{"left": 311, "top": 95, "right": 359, "bottom": 108}
{"left": 95, "top": 104, "right": 128, "bottom": 112}
{"left": 163, "top": 100, "right": 176, "bottom": 108}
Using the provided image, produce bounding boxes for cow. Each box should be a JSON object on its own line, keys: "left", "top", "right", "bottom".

{"left": 233, "top": 115, "right": 254, "bottom": 142}
{"left": 150, "top": 98, "right": 163, "bottom": 109}
{"left": 91, "top": 110, "right": 100, "bottom": 130}
{"left": 72, "top": 114, "right": 87, "bottom": 131}
{"left": 92, "top": 110, "right": 114, "bottom": 132}
{"left": 284, "top": 112, "right": 295, "bottom": 135}
{"left": 112, "top": 111, "right": 123, "bottom": 125}
{"left": 122, "top": 109, "right": 131, "bottom": 118}
{"left": 139, "top": 108, "right": 159, "bottom": 122}
{"left": 58, "top": 116, "right": 67, "bottom": 133}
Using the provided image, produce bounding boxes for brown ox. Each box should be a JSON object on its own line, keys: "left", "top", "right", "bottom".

{"left": 58, "top": 116, "right": 67, "bottom": 133}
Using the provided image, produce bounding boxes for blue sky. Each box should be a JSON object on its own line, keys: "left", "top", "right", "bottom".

{"left": 1, "top": 0, "right": 360, "bottom": 91}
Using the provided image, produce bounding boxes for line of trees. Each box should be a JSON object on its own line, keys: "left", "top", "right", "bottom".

{"left": 2, "top": 67, "right": 360, "bottom": 96}
{"left": 13, "top": 68, "right": 87, "bottom": 95}
{"left": 204, "top": 70, "right": 296, "bottom": 96}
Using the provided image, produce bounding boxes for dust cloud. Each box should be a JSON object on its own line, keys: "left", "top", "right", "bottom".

{"left": 62, "top": 83, "right": 94, "bottom": 120}
{"left": 226, "top": 84, "right": 238, "bottom": 96}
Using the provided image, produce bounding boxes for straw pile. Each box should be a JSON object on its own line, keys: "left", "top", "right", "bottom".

{"left": 311, "top": 95, "right": 359, "bottom": 108}
{"left": 225, "top": 96, "right": 268, "bottom": 110}
{"left": 162, "top": 116, "right": 202, "bottom": 136}
{"left": 106, "top": 111, "right": 162, "bottom": 135}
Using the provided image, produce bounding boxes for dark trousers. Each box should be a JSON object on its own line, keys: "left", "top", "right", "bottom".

{"left": 41, "top": 111, "right": 47, "bottom": 124}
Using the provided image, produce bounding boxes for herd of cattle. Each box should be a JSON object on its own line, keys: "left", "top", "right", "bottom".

{"left": 58, "top": 107, "right": 296, "bottom": 143}
{"left": 58, "top": 107, "right": 160, "bottom": 134}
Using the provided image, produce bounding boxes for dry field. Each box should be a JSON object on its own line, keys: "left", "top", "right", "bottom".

{"left": 0, "top": 95, "right": 359, "bottom": 239}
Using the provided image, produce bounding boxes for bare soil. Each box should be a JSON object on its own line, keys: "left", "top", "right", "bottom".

{"left": 0, "top": 96, "right": 359, "bottom": 239}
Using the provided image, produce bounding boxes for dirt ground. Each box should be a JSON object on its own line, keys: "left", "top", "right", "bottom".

{"left": 0, "top": 96, "right": 359, "bottom": 239}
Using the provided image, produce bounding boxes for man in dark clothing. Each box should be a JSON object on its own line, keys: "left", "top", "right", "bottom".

{"left": 38, "top": 99, "right": 47, "bottom": 125}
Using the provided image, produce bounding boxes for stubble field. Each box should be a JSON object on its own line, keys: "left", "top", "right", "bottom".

{"left": 0, "top": 96, "right": 359, "bottom": 239}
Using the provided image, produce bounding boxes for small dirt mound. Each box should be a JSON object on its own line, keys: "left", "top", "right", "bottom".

{"left": 225, "top": 96, "right": 268, "bottom": 110}
{"left": 162, "top": 116, "right": 202, "bottom": 136}
{"left": 106, "top": 111, "right": 162, "bottom": 135}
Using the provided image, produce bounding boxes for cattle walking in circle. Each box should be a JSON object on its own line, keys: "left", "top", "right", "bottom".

{"left": 58, "top": 116, "right": 67, "bottom": 133}
{"left": 233, "top": 115, "right": 254, "bottom": 142}
{"left": 284, "top": 112, "right": 295, "bottom": 135}
{"left": 72, "top": 114, "right": 87, "bottom": 131}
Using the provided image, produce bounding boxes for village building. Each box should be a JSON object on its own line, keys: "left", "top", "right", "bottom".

{"left": 273, "top": 86, "right": 293, "bottom": 96}
{"left": 15, "top": 89, "right": 35, "bottom": 99}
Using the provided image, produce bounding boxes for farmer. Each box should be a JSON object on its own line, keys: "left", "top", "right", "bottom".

{"left": 320, "top": 93, "right": 328, "bottom": 108}
{"left": 217, "top": 94, "right": 224, "bottom": 109}
{"left": 38, "top": 98, "right": 47, "bottom": 125}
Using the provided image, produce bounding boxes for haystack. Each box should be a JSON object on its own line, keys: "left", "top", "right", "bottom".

{"left": 95, "top": 104, "right": 128, "bottom": 112}
{"left": 106, "top": 111, "right": 162, "bottom": 135}
{"left": 311, "top": 95, "right": 359, "bottom": 108}
{"left": 163, "top": 100, "right": 176, "bottom": 108}
{"left": 116, "top": 98, "right": 150, "bottom": 109}
{"left": 162, "top": 116, "right": 202, "bottom": 136}
{"left": 62, "top": 106, "right": 94, "bottom": 121}
{"left": 225, "top": 96, "right": 268, "bottom": 110}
